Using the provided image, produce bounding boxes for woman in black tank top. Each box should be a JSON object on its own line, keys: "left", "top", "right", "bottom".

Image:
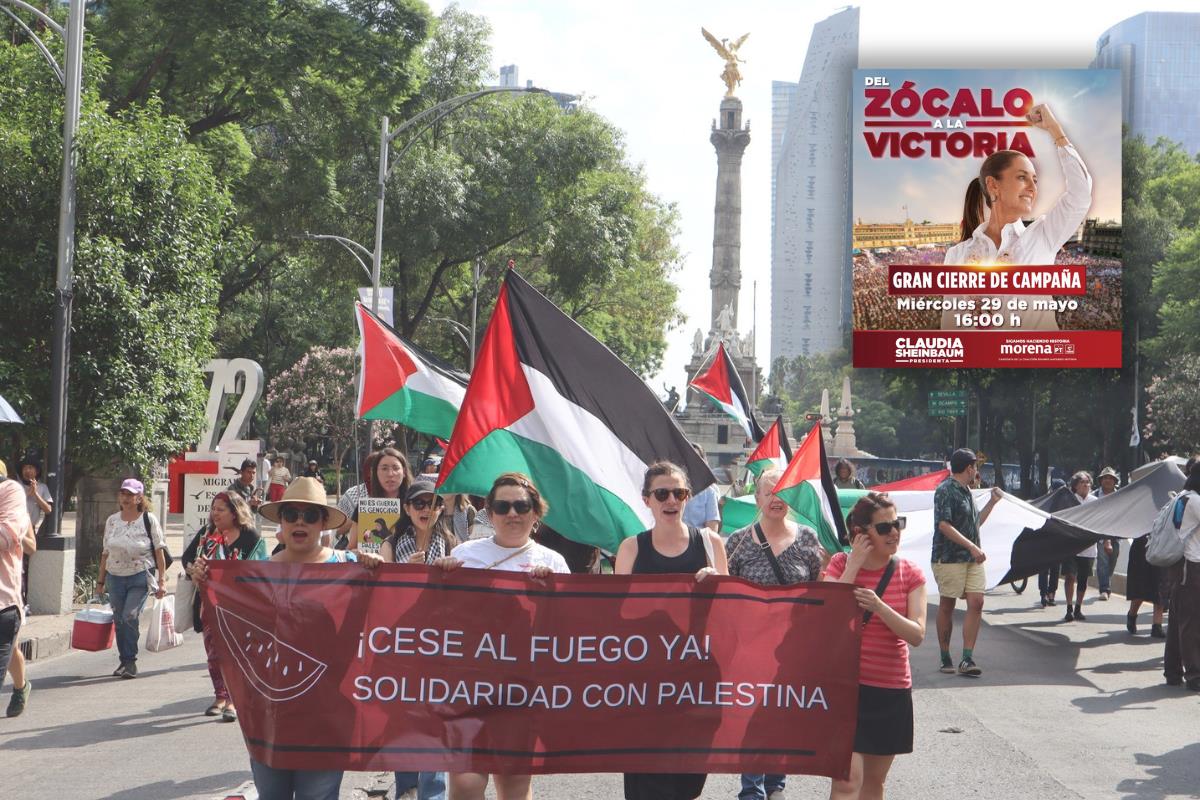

{"left": 614, "top": 461, "right": 729, "bottom": 800}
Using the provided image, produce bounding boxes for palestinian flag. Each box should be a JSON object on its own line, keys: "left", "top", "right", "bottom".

{"left": 355, "top": 303, "right": 468, "bottom": 440}
{"left": 437, "top": 269, "right": 713, "bottom": 552}
{"left": 772, "top": 422, "right": 847, "bottom": 553}
{"left": 746, "top": 416, "right": 792, "bottom": 478}
{"left": 689, "top": 342, "right": 765, "bottom": 441}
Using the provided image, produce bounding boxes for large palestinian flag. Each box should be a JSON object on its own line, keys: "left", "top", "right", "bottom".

{"left": 746, "top": 417, "right": 792, "bottom": 478}
{"left": 437, "top": 270, "right": 714, "bottom": 552}
{"left": 355, "top": 303, "right": 468, "bottom": 440}
{"left": 689, "top": 342, "right": 765, "bottom": 441}
{"left": 772, "top": 423, "right": 847, "bottom": 553}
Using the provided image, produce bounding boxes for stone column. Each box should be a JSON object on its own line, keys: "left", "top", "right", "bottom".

{"left": 710, "top": 96, "right": 750, "bottom": 331}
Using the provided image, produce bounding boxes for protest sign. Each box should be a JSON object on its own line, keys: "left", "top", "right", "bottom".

{"left": 201, "top": 562, "right": 862, "bottom": 778}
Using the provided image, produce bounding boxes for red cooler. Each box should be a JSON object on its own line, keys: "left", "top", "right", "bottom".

{"left": 71, "top": 604, "right": 115, "bottom": 652}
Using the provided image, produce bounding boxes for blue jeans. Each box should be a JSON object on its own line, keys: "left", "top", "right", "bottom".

{"left": 394, "top": 771, "right": 446, "bottom": 799}
{"left": 106, "top": 571, "right": 149, "bottom": 664}
{"left": 739, "top": 773, "right": 786, "bottom": 799}
{"left": 251, "top": 760, "right": 343, "bottom": 800}
{"left": 1097, "top": 539, "right": 1120, "bottom": 594}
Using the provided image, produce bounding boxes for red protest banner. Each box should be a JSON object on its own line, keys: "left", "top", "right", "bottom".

{"left": 201, "top": 562, "right": 861, "bottom": 778}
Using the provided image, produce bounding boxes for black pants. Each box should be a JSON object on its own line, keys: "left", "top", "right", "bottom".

{"left": 0, "top": 605, "right": 21, "bottom": 685}
{"left": 1038, "top": 564, "right": 1059, "bottom": 597}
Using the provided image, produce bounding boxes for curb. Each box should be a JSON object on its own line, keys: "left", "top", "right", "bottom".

{"left": 17, "top": 628, "right": 73, "bottom": 663}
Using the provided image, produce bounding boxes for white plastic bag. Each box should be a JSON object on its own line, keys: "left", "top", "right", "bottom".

{"left": 145, "top": 595, "right": 184, "bottom": 652}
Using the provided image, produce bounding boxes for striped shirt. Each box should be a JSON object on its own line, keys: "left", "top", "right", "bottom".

{"left": 826, "top": 552, "right": 926, "bottom": 689}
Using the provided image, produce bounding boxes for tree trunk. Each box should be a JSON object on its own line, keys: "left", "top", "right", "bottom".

{"left": 75, "top": 475, "right": 124, "bottom": 570}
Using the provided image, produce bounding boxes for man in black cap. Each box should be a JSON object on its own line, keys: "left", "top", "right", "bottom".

{"left": 226, "top": 459, "right": 261, "bottom": 511}
{"left": 932, "top": 448, "right": 1003, "bottom": 677}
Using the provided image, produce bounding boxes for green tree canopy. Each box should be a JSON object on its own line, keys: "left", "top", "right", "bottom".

{"left": 0, "top": 39, "right": 231, "bottom": 475}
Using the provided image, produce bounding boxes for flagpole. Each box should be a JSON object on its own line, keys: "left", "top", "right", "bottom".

{"left": 751, "top": 279, "right": 758, "bottom": 409}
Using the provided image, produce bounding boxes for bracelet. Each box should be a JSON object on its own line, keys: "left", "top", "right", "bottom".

{"left": 1054, "top": 135, "right": 1069, "bottom": 146}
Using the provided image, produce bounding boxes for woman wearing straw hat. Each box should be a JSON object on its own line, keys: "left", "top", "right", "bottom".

{"left": 196, "top": 477, "right": 381, "bottom": 800}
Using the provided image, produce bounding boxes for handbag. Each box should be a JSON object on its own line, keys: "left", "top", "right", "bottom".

{"left": 174, "top": 574, "right": 197, "bottom": 634}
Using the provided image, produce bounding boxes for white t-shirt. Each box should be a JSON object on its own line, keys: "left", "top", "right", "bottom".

{"left": 102, "top": 512, "right": 166, "bottom": 578}
{"left": 1075, "top": 492, "right": 1098, "bottom": 557}
{"left": 452, "top": 536, "right": 570, "bottom": 574}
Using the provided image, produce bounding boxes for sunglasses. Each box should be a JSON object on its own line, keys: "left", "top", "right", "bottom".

{"left": 408, "top": 497, "right": 443, "bottom": 511}
{"left": 491, "top": 499, "right": 533, "bottom": 516}
{"left": 279, "top": 506, "right": 324, "bottom": 525}
{"left": 871, "top": 517, "right": 907, "bottom": 535}
{"left": 648, "top": 488, "right": 690, "bottom": 502}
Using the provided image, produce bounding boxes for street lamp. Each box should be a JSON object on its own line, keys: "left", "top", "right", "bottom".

{"left": 370, "top": 87, "right": 547, "bottom": 317}
{"left": 426, "top": 316, "right": 471, "bottom": 351}
{"left": 1, "top": 0, "right": 86, "bottom": 543}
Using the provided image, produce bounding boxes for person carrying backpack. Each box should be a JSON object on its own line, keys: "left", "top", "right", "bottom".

{"left": 1163, "top": 464, "right": 1200, "bottom": 690}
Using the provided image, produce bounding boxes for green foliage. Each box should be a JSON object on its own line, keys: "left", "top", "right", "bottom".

{"left": 0, "top": 40, "right": 230, "bottom": 475}
{"left": 1145, "top": 360, "right": 1200, "bottom": 456}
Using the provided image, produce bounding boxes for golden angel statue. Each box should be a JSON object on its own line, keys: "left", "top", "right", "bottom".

{"left": 701, "top": 28, "right": 750, "bottom": 97}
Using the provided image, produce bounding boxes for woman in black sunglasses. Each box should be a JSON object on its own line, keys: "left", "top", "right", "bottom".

{"left": 824, "top": 492, "right": 927, "bottom": 800}
{"left": 433, "top": 472, "right": 569, "bottom": 800}
{"left": 614, "top": 461, "right": 727, "bottom": 800}
{"left": 382, "top": 481, "right": 459, "bottom": 565}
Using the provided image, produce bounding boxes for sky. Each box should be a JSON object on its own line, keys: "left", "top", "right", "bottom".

{"left": 426, "top": 0, "right": 1197, "bottom": 395}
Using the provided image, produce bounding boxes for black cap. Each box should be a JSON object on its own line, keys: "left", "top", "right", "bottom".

{"left": 405, "top": 480, "right": 437, "bottom": 502}
{"left": 949, "top": 449, "right": 977, "bottom": 474}
{"left": 239, "top": 458, "right": 257, "bottom": 470}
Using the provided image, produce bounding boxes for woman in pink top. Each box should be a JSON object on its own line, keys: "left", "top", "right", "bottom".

{"left": 824, "top": 492, "right": 927, "bottom": 800}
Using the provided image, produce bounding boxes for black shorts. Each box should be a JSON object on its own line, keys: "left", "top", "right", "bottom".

{"left": 1060, "top": 556, "right": 1095, "bottom": 579}
{"left": 0, "top": 605, "right": 21, "bottom": 679}
{"left": 853, "top": 684, "right": 913, "bottom": 755}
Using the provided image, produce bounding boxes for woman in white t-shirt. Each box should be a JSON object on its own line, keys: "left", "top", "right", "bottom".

{"left": 941, "top": 102, "right": 1093, "bottom": 331}
{"left": 434, "top": 473, "right": 568, "bottom": 800}
{"left": 97, "top": 478, "right": 168, "bottom": 678}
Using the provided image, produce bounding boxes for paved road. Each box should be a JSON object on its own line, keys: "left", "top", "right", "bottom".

{"left": 4, "top": 587, "right": 1198, "bottom": 799}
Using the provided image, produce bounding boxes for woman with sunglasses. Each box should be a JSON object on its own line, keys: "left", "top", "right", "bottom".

{"left": 214, "top": 478, "right": 381, "bottom": 799}
{"left": 614, "top": 461, "right": 728, "bottom": 800}
{"left": 434, "top": 472, "right": 568, "bottom": 800}
{"left": 379, "top": 480, "right": 458, "bottom": 800}
{"left": 181, "top": 491, "right": 268, "bottom": 721}
{"left": 348, "top": 447, "right": 412, "bottom": 554}
{"left": 824, "top": 493, "right": 926, "bottom": 800}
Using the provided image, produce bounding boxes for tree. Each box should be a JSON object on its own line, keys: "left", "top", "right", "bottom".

{"left": 264, "top": 347, "right": 399, "bottom": 494}
{"left": 1144, "top": 360, "right": 1200, "bottom": 457}
{"left": 0, "top": 39, "right": 231, "bottom": 478}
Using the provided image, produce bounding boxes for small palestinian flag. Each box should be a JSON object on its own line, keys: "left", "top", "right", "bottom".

{"left": 437, "top": 269, "right": 713, "bottom": 552}
{"left": 773, "top": 422, "right": 847, "bottom": 553}
{"left": 689, "top": 342, "right": 765, "bottom": 441}
{"left": 746, "top": 416, "right": 793, "bottom": 478}
{"left": 355, "top": 303, "right": 468, "bottom": 440}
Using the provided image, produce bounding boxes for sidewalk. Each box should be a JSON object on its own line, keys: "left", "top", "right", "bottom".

{"left": 17, "top": 510, "right": 191, "bottom": 663}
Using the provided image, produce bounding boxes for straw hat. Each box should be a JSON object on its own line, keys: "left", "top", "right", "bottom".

{"left": 258, "top": 477, "right": 347, "bottom": 529}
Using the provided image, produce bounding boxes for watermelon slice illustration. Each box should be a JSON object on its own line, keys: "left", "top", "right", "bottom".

{"left": 216, "top": 607, "right": 328, "bottom": 701}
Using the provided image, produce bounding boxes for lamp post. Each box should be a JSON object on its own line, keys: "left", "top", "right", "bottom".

{"left": 1, "top": 0, "right": 85, "bottom": 545}
{"left": 370, "top": 87, "right": 546, "bottom": 317}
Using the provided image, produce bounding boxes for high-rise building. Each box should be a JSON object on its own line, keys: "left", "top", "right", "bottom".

{"left": 1091, "top": 12, "right": 1200, "bottom": 154}
{"left": 770, "top": 80, "right": 799, "bottom": 227}
{"left": 771, "top": 7, "right": 859, "bottom": 364}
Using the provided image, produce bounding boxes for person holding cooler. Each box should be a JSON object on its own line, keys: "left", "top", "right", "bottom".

{"left": 97, "top": 478, "right": 168, "bottom": 679}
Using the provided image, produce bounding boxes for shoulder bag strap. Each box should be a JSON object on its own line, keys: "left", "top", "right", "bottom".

{"left": 753, "top": 523, "right": 788, "bottom": 585}
{"left": 862, "top": 557, "right": 899, "bottom": 627}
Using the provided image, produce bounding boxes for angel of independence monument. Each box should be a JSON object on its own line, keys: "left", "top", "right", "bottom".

{"left": 676, "top": 29, "right": 762, "bottom": 477}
